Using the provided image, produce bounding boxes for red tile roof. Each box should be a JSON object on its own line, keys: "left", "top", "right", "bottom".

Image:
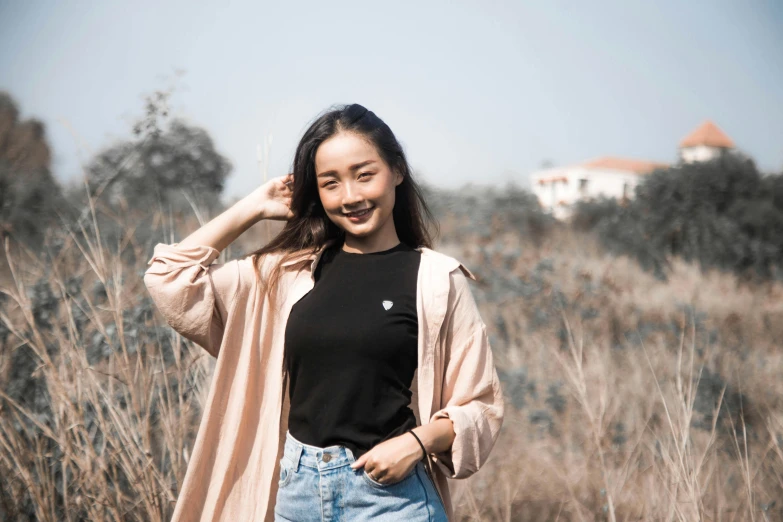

{"left": 536, "top": 175, "right": 568, "bottom": 185}
{"left": 679, "top": 120, "right": 735, "bottom": 148}
{"left": 580, "top": 156, "right": 669, "bottom": 174}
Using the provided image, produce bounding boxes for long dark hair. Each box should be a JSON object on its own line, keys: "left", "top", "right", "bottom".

{"left": 247, "top": 103, "right": 439, "bottom": 309}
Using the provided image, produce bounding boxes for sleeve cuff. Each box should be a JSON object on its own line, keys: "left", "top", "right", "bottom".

{"left": 428, "top": 405, "right": 474, "bottom": 479}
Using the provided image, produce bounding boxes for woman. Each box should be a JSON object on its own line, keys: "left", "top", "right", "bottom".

{"left": 144, "top": 103, "right": 504, "bottom": 522}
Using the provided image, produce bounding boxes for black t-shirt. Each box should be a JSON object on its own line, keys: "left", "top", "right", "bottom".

{"left": 284, "top": 239, "right": 421, "bottom": 459}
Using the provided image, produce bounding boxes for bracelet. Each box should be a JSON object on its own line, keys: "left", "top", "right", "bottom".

{"left": 407, "top": 429, "right": 427, "bottom": 460}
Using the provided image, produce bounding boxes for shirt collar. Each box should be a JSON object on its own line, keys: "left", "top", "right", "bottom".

{"left": 278, "top": 238, "right": 476, "bottom": 281}
{"left": 279, "top": 237, "right": 340, "bottom": 267}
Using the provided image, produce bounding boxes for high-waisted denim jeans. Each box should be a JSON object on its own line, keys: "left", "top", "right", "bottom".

{"left": 274, "top": 430, "right": 449, "bottom": 521}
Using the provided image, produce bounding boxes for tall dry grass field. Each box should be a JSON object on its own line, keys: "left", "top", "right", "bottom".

{"left": 1, "top": 203, "right": 782, "bottom": 521}
{"left": 441, "top": 226, "right": 783, "bottom": 521}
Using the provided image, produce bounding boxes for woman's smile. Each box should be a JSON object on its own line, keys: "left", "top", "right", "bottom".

{"left": 345, "top": 207, "right": 375, "bottom": 222}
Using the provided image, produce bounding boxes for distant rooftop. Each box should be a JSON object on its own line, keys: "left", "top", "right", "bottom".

{"left": 580, "top": 156, "right": 669, "bottom": 174}
{"left": 679, "top": 120, "right": 735, "bottom": 149}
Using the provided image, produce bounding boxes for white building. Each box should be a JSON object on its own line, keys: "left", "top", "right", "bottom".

{"left": 530, "top": 121, "right": 735, "bottom": 219}
{"left": 531, "top": 157, "right": 668, "bottom": 219}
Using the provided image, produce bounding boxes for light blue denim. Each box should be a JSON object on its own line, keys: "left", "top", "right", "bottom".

{"left": 274, "top": 430, "right": 448, "bottom": 522}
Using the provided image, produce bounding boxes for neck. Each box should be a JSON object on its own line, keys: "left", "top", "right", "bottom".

{"left": 341, "top": 223, "right": 401, "bottom": 254}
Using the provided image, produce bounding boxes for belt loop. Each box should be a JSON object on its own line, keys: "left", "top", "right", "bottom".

{"left": 344, "top": 446, "right": 355, "bottom": 464}
{"left": 293, "top": 441, "right": 303, "bottom": 473}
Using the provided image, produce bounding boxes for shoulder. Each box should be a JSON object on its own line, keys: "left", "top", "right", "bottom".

{"left": 419, "top": 247, "right": 477, "bottom": 282}
{"left": 422, "top": 248, "right": 484, "bottom": 331}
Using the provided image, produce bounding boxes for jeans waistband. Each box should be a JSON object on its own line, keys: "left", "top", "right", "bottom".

{"left": 283, "top": 430, "right": 357, "bottom": 472}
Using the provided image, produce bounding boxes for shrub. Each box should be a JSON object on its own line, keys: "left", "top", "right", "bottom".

{"left": 571, "top": 154, "right": 783, "bottom": 281}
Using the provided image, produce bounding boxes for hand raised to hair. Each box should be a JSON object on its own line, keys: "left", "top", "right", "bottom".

{"left": 254, "top": 173, "right": 295, "bottom": 221}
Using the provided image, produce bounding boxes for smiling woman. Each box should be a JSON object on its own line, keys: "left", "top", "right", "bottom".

{"left": 314, "top": 134, "right": 403, "bottom": 252}
{"left": 143, "top": 103, "right": 504, "bottom": 522}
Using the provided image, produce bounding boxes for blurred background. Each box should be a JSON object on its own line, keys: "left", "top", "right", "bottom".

{"left": 1, "top": 1, "right": 782, "bottom": 520}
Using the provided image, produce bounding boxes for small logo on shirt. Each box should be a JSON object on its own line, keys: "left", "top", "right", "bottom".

{"left": 382, "top": 300, "right": 393, "bottom": 310}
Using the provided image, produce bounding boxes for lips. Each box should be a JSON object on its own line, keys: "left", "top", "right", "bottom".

{"left": 346, "top": 208, "right": 373, "bottom": 217}
{"left": 345, "top": 207, "right": 375, "bottom": 222}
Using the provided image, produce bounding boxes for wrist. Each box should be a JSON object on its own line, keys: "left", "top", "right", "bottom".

{"left": 237, "top": 192, "right": 266, "bottom": 225}
{"left": 408, "top": 429, "right": 427, "bottom": 459}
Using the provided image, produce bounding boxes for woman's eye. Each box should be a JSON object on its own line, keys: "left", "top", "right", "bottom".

{"left": 322, "top": 173, "right": 372, "bottom": 189}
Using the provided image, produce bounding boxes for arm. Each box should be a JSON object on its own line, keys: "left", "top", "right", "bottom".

{"left": 143, "top": 175, "right": 293, "bottom": 357}
{"left": 427, "top": 269, "right": 505, "bottom": 479}
{"left": 409, "top": 418, "right": 455, "bottom": 458}
{"left": 175, "top": 186, "right": 266, "bottom": 253}
{"left": 143, "top": 243, "right": 249, "bottom": 358}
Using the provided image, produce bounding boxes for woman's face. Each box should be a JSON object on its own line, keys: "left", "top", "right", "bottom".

{"left": 314, "top": 131, "right": 403, "bottom": 239}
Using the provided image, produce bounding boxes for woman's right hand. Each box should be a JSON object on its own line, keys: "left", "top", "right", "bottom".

{"left": 172, "top": 173, "right": 295, "bottom": 254}
{"left": 255, "top": 173, "right": 295, "bottom": 221}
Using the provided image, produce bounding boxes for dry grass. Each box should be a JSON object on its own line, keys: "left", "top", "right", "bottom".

{"left": 444, "top": 228, "right": 783, "bottom": 521}
{"left": 1, "top": 206, "right": 782, "bottom": 521}
{"left": 0, "top": 198, "right": 219, "bottom": 521}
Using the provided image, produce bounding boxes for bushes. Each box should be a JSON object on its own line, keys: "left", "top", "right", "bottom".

{"left": 0, "top": 91, "right": 64, "bottom": 252}
{"left": 451, "top": 228, "right": 783, "bottom": 519}
{"left": 423, "top": 181, "right": 557, "bottom": 245}
{"left": 82, "top": 118, "right": 232, "bottom": 218}
{"left": 0, "top": 214, "right": 212, "bottom": 521}
{"left": 572, "top": 154, "right": 783, "bottom": 281}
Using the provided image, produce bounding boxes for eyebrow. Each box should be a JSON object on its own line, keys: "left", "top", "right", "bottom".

{"left": 316, "top": 160, "right": 376, "bottom": 178}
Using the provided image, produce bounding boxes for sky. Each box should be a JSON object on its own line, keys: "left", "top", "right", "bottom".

{"left": 1, "top": 0, "right": 782, "bottom": 202}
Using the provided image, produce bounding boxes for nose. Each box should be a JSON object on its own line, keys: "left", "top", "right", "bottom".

{"left": 341, "top": 180, "right": 364, "bottom": 208}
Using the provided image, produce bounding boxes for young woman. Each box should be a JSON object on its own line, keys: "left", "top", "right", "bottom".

{"left": 144, "top": 103, "right": 504, "bottom": 522}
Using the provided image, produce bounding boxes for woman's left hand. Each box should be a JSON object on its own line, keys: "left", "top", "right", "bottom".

{"left": 350, "top": 432, "right": 423, "bottom": 484}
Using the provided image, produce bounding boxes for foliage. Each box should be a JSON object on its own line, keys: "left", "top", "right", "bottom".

{"left": 455, "top": 231, "right": 783, "bottom": 520}
{"left": 570, "top": 197, "right": 622, "bottom": 232}
{"left": 0, "top": 205, "right": 211, "bottom": 521}
{"left": 571, "top": 154, "right": 783, "bottom": 281}
{"left": 423, "top": 180, "right": 556, "bottom": 245}
{"left": 83, "top": 117, "right": 232, "bottom": 217}
{"left": 0, "top": 91, "right": 64, "bottom": 251}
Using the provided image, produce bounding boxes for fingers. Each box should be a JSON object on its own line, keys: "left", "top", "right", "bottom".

{"left": 350, "top": 452, "right": 368, "bottom": 469}
{"left": 359, "top": 458, "right": 384, "bottom": 478}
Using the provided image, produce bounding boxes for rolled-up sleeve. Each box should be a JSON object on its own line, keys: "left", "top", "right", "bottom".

{"left": 143, "top": 242, "right": 244, "bottom": 358}
{"left": 429, "top": 268, "right": 505, "bottom": 479}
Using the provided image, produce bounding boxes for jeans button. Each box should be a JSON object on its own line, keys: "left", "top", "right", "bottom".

{"left": 322, "top": 453, "right": 331, "bottom": 462}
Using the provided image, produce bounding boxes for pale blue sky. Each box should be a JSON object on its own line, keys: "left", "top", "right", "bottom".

{"left": 1, "top": 0, "right": 781, "bottom": 201}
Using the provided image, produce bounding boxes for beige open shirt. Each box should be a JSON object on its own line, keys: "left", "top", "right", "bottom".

{"left": 143, "top": 237, "right": 504, "bottom": 521}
